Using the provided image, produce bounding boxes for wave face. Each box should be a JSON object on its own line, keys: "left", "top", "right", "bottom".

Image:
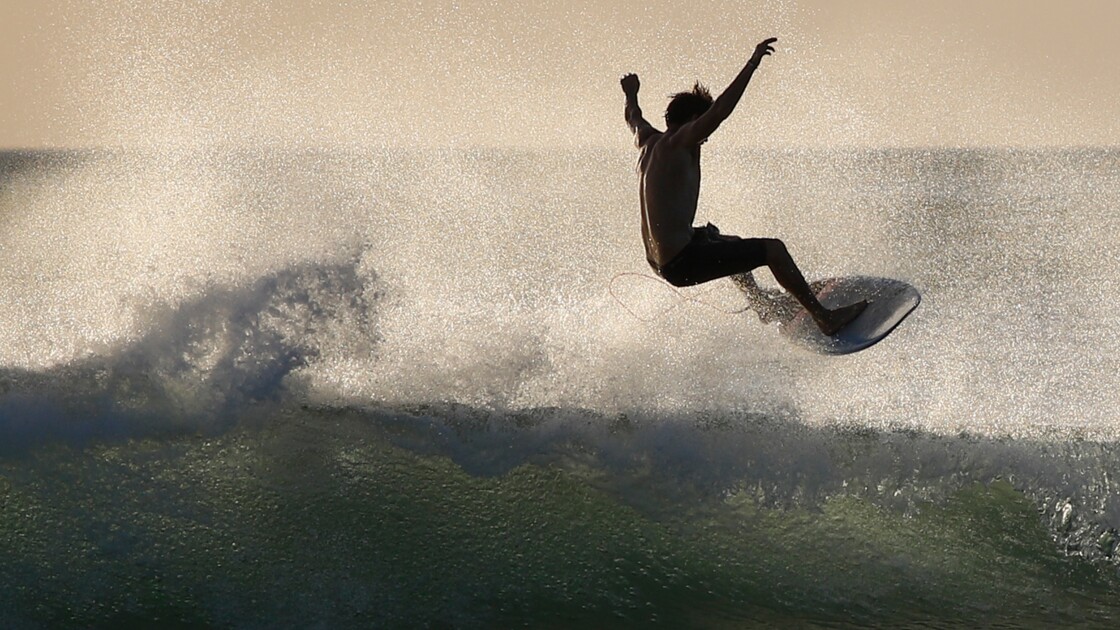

{"left": 3, "top": 148, "right": 1120, "bottom": 626}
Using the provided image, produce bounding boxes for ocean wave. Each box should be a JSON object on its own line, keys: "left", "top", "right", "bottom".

{"left": 7, "top": 402, "right": 1117, "bottom": 627}
{"left": 0, "top": 258, "right": 381, "bottom": 452}
{"left": 4, "top": 147, "right": 1120, "bottom": 609}
{"left": 335, "top": 400, "right": 1120, "bottom": 567}
{"left": 0, "top": 253, "right": 1117, "bottom": 573}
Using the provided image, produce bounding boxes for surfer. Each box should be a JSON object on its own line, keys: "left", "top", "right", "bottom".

{"left": 621, "top": 37, "right": 866, "bottom": 336}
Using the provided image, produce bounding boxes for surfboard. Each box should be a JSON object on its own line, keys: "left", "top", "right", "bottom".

{"left": 744, "top": 276, "right": 920, "bottom": 355}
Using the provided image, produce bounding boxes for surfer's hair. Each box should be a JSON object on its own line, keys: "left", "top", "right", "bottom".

{"left": 665, "top": 82, "right": 713, "bottom": 127}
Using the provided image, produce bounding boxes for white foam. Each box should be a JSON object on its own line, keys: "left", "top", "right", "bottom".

{"left": 3, "top": 148, "right": 1120, "bottom": 442}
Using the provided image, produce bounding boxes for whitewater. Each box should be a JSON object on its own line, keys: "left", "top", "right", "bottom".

{"left": 2, "top": 146, "right": 1120, "bottom": 627}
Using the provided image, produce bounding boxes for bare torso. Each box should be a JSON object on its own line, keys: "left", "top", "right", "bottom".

{"left": 638, "top": 132, "right": 703, "bottom": 267}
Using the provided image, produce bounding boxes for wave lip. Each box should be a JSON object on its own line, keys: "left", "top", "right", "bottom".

{"left": 0, "top": 259, "right": 381, "bottom": 453}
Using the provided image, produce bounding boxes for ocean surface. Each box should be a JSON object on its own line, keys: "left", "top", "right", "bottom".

{"left": 2, "top": 146, "right": 1120, "bottom": 627}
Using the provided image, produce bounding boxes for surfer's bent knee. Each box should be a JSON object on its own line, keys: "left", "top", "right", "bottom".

{"left": 760, "top": 238, "right": 787, "bottom": 257}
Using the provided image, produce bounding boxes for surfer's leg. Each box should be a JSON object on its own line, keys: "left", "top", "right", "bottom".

{"left": 732, "top": 273, "right": 773, "bottom": 323}
{"left": 730, "top": 271, "right": 759, "bottom": 294}
{"left": 658, "top": 232, "right": 865, "bottom": 334}
{"left": 757, "top": 239, "right": 866, "bottom": 335}
{"left": 731, "top": 272, "right": 800, "bottom": 323}
{"left": 730, "top": 272, "right": 781, "bottom": 322}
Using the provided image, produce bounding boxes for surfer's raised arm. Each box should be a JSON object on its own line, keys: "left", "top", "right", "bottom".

{"left": 671, "top": 37, "right": 777, "bottom": 146}
{"left": 620, "top": 73, "right": 657, "bottom": 146}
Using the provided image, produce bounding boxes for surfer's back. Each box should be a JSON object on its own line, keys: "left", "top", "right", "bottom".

{"left": 638, "top": 132, "right": 701, "bottom": 267}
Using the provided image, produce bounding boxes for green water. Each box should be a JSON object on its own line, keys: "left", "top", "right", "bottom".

{"left": 2, "top": 405, "right": 1117, "bottom": 628}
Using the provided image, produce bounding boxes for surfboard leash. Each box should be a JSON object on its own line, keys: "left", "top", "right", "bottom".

{"left": 607, "top": 272, "right": 751, "bottom": 324}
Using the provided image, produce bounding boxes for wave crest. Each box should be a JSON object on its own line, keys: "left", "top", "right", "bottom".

{"left": 0, "top": 258, "right": 381, "bottom": 452}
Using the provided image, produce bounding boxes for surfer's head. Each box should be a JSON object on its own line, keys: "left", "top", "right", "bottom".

{"left": 665, "top": 82, "right": 713, "bottom": 128}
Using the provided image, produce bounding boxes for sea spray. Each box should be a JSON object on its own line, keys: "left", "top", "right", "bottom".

{"left": 3, "top": 147, "right": 1120, "bottom": 625}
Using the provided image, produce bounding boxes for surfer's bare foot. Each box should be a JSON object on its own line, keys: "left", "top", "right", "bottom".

{"left": 816, "top": 300, "right": 868, "bottom": 336}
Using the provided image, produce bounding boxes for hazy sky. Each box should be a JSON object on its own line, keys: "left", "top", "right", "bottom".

{"left": 3, "top": 0, "right": 1119, "bottom": 149}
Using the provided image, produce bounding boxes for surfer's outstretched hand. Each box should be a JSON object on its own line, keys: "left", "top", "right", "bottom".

{"left": 750, "top": 37, "right": 777, "bottom": 65}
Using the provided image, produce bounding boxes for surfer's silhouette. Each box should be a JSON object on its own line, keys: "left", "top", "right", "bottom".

{"left": 621, "top": 37, "right": 865, "bottom": 335}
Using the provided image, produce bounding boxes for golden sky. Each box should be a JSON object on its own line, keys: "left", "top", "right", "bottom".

{"left": 3, "top": 0, "right": 1118, "bottom": 149}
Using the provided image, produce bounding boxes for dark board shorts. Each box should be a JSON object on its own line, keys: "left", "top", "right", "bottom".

{"left": 649, "top": 223, "right": 768, "bottom": 288}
